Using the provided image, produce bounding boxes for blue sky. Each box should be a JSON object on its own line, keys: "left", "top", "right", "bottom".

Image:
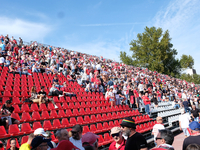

{"left": 1, "top": 0, "right": 200, "bottom": 73}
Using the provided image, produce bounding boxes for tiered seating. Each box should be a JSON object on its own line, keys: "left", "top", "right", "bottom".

{"left": 0, "top": 71, "right": 155, "bottom": 147}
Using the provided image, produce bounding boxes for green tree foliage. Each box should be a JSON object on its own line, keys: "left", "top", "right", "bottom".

{"left": 180, "top": 73, "right": 200, "bottom": 84}
{"left": 120, "top": 26, "right": 181, "bottom": 77}
{"left": 180, "top": 54, "right": 194, "bottom": 69}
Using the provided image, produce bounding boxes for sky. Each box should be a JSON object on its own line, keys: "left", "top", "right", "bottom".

{"left": 0, "top": 0, "right": 200, "bottom": 73}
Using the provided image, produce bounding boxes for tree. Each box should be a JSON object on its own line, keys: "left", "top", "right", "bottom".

{"left": 120, "top": 26, "right": 181, "bottom": 77}
{"left": 180, "top": 73, "right": 200, "bottom": 84}
{"left": 180, "top": 54, "right": 194, "bottom": 69}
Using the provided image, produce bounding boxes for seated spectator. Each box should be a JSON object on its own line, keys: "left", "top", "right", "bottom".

{"left": 49, "top": 84, "right": 64, "bottom": 97}
{"left": 31, "top": 136, "right": 50, "bottom": 150}
{"left": 1, "top": 100, "right": 20, "bottom": 126}
{"left": 82, "top": 132, "right": 99, "bottom": 150}
{"left": 30, "top": 86, "right": 43, "bottom": 105}
{"left": 19, "top": 133, "right": 34, "bottom": 150}
{"left": 21, "top": 64, "right": 32, "bottom": 76}
{"left": 109, "top": 127, "right": 125, "bottom": 150}
{"left": 8, "top": 62, "right": 16, "bottom": 75}
{"left": 0, "top": 108, "right": 9, "bottom": 129}
{"left": 7, "top": 138, "right": 19, "bottom": 150}
{"left": 61, "top": 82, "right": 76, "bottom": 98}
{"left": 117, "top": 86, "right": 126, "bottom": 105}
{"left": 85, "top": 82, "right": 92, "bottom": 92}
{"left": 38, "top": 86, "right": 49, "bottom": 104}
{"left": 108, "top": 88, "right": 115, "bottom": 107}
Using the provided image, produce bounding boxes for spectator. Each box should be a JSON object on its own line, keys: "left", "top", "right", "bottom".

{"left": 45, "top": 131, "right": 56, "bottom": 150}
{"left": 182, "top": 121, "right": 200, "bottom": 150}
{"left": 34, "top": 128, "right": 48, "bottom": 137}
{"left": 1, "top": 100, "right": 20, "bottom": 126}
{"left": 120, "top": 117, "right": 148, "bottom": 150}
{"left": 30, "top": 86, "right": 43, "bottom": 105}
{"left": 61, "top": 82, "right": 76, "bottom": 98}
{"left": 185, "top": 144, "right": 200, "bottom": 150}
{"left": 182, "top": 99, "right": 191, "bottom": 114}
{"left": 0, "top": 141, "right": 3, "bottom": 150}
{"left": 0, "top": 107, "right": 9, "bottom": 129}
{"left": 152, "top": 129, "right": 174, "bottom": 150}
{"left": 55, "top": 129, "right": 69, "bottom": 143}
{"left": 82, "top": 132, "right": 99, "bottom": 150}
{"left": 31, "top": 136, "right": 50, "bottom": 150}
{"left": 117, "top": 86, "right": 126, "bottom": 105}
{"left": 108, "top": 88, "right": 115, "bottom": 107}
{"left": 179, "top": 109, "right": 192, "bottom": 138}
{"left": 152, "top": 116, "right": 165, "bottom": 146}
{"left": 51, "top": 140, "right": 77, "bottom": 150}
{"left": 191, "top": 105, "right": 200, "bottom": 122}
{"left": 8, "top": 138, "right": 19, "bottom": 150}
{"left": 19, "top": 133, "right": 34, "bottom": 150}
{"left": 70, "top": 125, "right": 84, "bottom": 150}
{"left": 38, "top": 86, "right": 49, "bottom": 104}
{"left": 109, "top": 127, "right": 126, "bottom": 150}
{"left": 142, "top": 92, "right": 151, "bottom": 116}
{"left": 49, "top": 83, "right": 64, "bottom": 97}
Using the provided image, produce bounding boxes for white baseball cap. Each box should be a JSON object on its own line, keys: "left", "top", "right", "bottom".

{"left": 34, "top": 128, "right": 48, "bottom": 137}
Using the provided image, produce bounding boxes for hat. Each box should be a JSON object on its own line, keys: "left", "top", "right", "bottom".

{"left": 180, "top": 109, "right": 185, "bottom": 114}
{"left": 114, "top": 85, "right": 117, "bottom": 88}
{"left": 51, "top": 140, "right": 77, "bottom": 150}
{"left": 120, "top": 118, "right": 136, "bottom": 129}
{"left": 189, "top": 121, "right": 200, "bottom": 131}
{"left": 111, "top": 127, "right": 121, "bottom": 135}
{"left": 82, "top": 132, "right": 99, "bottom": 146}
{"left": 31, "top": 136, "right": 51, "bottom": 149}
{"left": 34, "top": 128, "right": 48, "bottom": 137}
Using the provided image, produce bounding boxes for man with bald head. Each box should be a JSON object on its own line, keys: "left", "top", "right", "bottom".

{"left": 152, "top": 116, "right": 165, "bottom": 145}
{"left": 55, "top": 129, "right": 69, "bottom": 143}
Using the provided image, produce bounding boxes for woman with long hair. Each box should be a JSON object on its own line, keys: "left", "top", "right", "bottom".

{"left": 30, "top": 86, "right": 43, "bottom": 105}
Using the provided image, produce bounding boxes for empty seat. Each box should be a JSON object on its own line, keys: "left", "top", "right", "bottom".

{"left": 21, "top": 104, "right": 30, "bottom": 112}
{"left": 50, "top": 110, "right": 58, "bottom": 119}
{"left": 30, "top": 103, "right": 39, "bottom": 111}
{"left": 21, "top": 123, "right": 33, "bottom": 134}
{"left": 41, "top": 111, "right": 50, "bottom": 120}
{"left": 43, "top": 120, "right": 53, "bottom": 130}
{"left": 61, "top": 118, "right": 70, "bottom": 128}
{"left": 52, "top": 119, "right": 62, "bottom": 129}
{"left": 83, "top": 115, "right": 91, "bottom": 124}
{"left": 33, "top": 122, "right": 42, "bottom": 131}
{"left": 8, "top": 124, "right": 22, "bottom": 136}
{"left": 58, "top": 110, "right": 66, "bottom": 118}
{"left": 32, "top": 111, "right": 41, "bottom": 121}
{"left": 96, "top": 123, "right": 103, "bottom": 133}
{"left": 0, "top": 126, "right": 10, "bottom": 138}
{"left": 69, "top": 117, "right": 77, "bottom": 127}
{"left": 77, "top": 117, "right": 84, "bottom": 125}
{"left": 39, "top": 104, "right": 48, "bottom": 111}
{"left": 82, "top": 126, "right": 90, "bottom": 134}
{"left": 66, "top": 109, "right": 73, "bottom": 117}
{"left": 21, "top": 136, "right": 28, "bottom": 145}
{"left": 21, "top": 112, "right": 31, "bottom": 122}
{"left": 90, "top": 124, "right": 97, "bottom": 133}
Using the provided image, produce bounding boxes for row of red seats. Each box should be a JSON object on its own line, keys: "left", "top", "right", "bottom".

{"left": 10, "top": 109, "right": 141, "bottom": 123}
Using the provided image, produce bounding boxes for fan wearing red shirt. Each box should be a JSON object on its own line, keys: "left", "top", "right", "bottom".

{"left": 142, "top": 92, "right": 151, "bottom": 115}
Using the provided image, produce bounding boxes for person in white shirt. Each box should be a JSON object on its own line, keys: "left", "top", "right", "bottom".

{"left": 70, "top": 125, "right": 84, "bottom": 150}
{"left": 108, "top": 88, "right": 115, "bottom": 107}
{"left": 152, "top": 116, "right": 165, "bottom": 146}
{"left": 179, "top": 109, "right": 192, "bottom": 137}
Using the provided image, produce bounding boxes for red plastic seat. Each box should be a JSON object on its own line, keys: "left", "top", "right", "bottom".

{"left": 102, "top": 114, "right": 108, "bottom": 121}
{"left": 58, "top": 110, "right": 66, "bottom": 118}
{"left": 79, "top": 108, "right": 86, "bottom": 115}
{"left": 21, "top": 112, "right": 31, "bottom": 122}
{"left": 59, "top": 96, "right": 66, "bottom": 103}
{"left": 83, "top": 115, "right": 91, "bottom": 124}
{"left": 33, "top": 122, "right": 42, "bottom": 130}
{"left": 21, "top": 91, "right": 29, "bottom": 98}
{"left": 114, "top": 120, "right": 120, "bottom": 126}
{"left": 13, "top": 91, "right": 21, "bottom": 97}
{"left": 13, "top": 86, "right": 21, "bottom": 91}
{"left": 96, "top": 114, "right": 103, "bottom": 122}
{"left": 90, "top": 124, "right": 97, "bottom": 133}
{"left": 68, "top": 102, "right": 75, "bottom": 109}
{"left": 5, "top": 86, "right": 12, "bottom": 91}
{"left": 39, "top": 104, "right": 48, "bottom": 111}
{"left": 103, "top": 133, "right": 112, "bottom": 145}
{"left": 8, "top": 124, "right": 22, "bottom": 136}
{"left": 77, "top": 116, "right": 84, "bottom": 125}
{"left": 3, "top": 91, "right": 11, "bottom": 97}
{"left": 62, "top": 102, "right": 69, "bottom": 109}
{"left": 21, "top": 136, "right": 29, "bottom": 145}
{"left": 72, "top": 109, "right": 79, "bottom": 116}
{"left": 12, "top": 97, "right": 22, "bottom": 104}
{"left": 21, "top": 104, "right": 30, "bottom": 112}
{"left": 90, "top": 115, "right": 97, "bottom": 123}
{"left": 69, "top": 117, "right": 77, "bottom": 127}
{"left": 98, "top": 135, "right": 104, "bottom": 147}
{"left": 52, "top": 119, "right": 62, "bottom": 129}
{"left": 13, "top": 105, "right": 21, "bottom": 113}
{"left": 102, "top": 122, "right": 109, "bottom": 132}
{"left": 32, "top": 111, "right": 41, "bottom": 121}
{"left": 6, "top": 138, "right": 20, "bottom": 150}
{"left": 43, "top": 120, "right": 53, "bottom": 130}
{"left": 83, "top": 126, "right": 90, "bottom": 134}
{"left": 85, "top": 108, "right": 92, "bottom": 115}
{"left": 0, "top": 126, "right": 10, "bottom": 138}
{"left": 66, "top": 109, "right": 73, "bottom": 117}
{"left": 109, "top": 121, "right": 115, "bottom": 129}
{"left": 96, "top": 123, "right": 103, "bottom": 133}
{"left": 41, "top": 111, "right": 50, "bottom": 120}
{"left": 11, "top": 113, "right": 20, "bottom": 121}
{"left": 74, "top": 102, "right": 81, "bottom": 109}
{"left": 30, "top": 103, "right": 39, "bottom": 112}
{"left": 21, "top": 123, "right": 33, "bottom": 134}
{"left": 50, "top": 110, "right": 58, "bottom": 119}
{"left": 62, "top": 118, "right": 70, "bottom": 128}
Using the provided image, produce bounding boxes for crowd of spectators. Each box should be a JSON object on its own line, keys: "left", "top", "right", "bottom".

{"left": 1, "top": 35, "right": 200, "bottom": 149}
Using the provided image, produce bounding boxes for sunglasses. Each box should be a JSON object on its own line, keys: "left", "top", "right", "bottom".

{"left": 111, "top": 132, "right": 120, "bottom": 137}
{"left": 71, "top": 131, "right": 78, "bottom": 134}
{"left": 156, "top": 137, "right": 162, "bottom": 140}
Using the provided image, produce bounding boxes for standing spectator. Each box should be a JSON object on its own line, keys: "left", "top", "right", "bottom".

{"left": 82, "top": 132, "right": 99, "bottom": 150}
{"left": 183, "top": 99, "right": 191, "bottom": 114}
{"left": 70, "top": 125, "right": 84, "bottom": 150}
{"left": 152, "top": 116, "right": 165, "bottom": 146}
{"left": 142, "top": 92, "right": 151, "bottom": 116}
{"left": 109, "top": 127, "right": 126, "bottom": 150}
{"left": 179, "top": 109, "right": 192, "bottom": 138}
{"left": 191, "top": 105, "right": 200, "bottom": 122}
{"left": 120, "top": 118, "right": 148, "bottom": 150}
{"left": 55, "top": 129, "right": 69, "bottom": 143}
{"left": 108, "top": 88, "right": 115, "bottom": 107}
{"left": 31, "top": 136, "right": 50, "bottom": 150}
{"left": 117, "top": 86, "right": 126, "bottom": 105}
{"left": 19, "top": 133, "right": 34, "bottom": 150}
{"left": 152, "top": 129, "right": 174, "bottom": 150}
{"left": 8, "top": 138, "right": 19, "bottom": 150}
{"left": 182, "top": 121, "right": 200, "bottom": 150}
